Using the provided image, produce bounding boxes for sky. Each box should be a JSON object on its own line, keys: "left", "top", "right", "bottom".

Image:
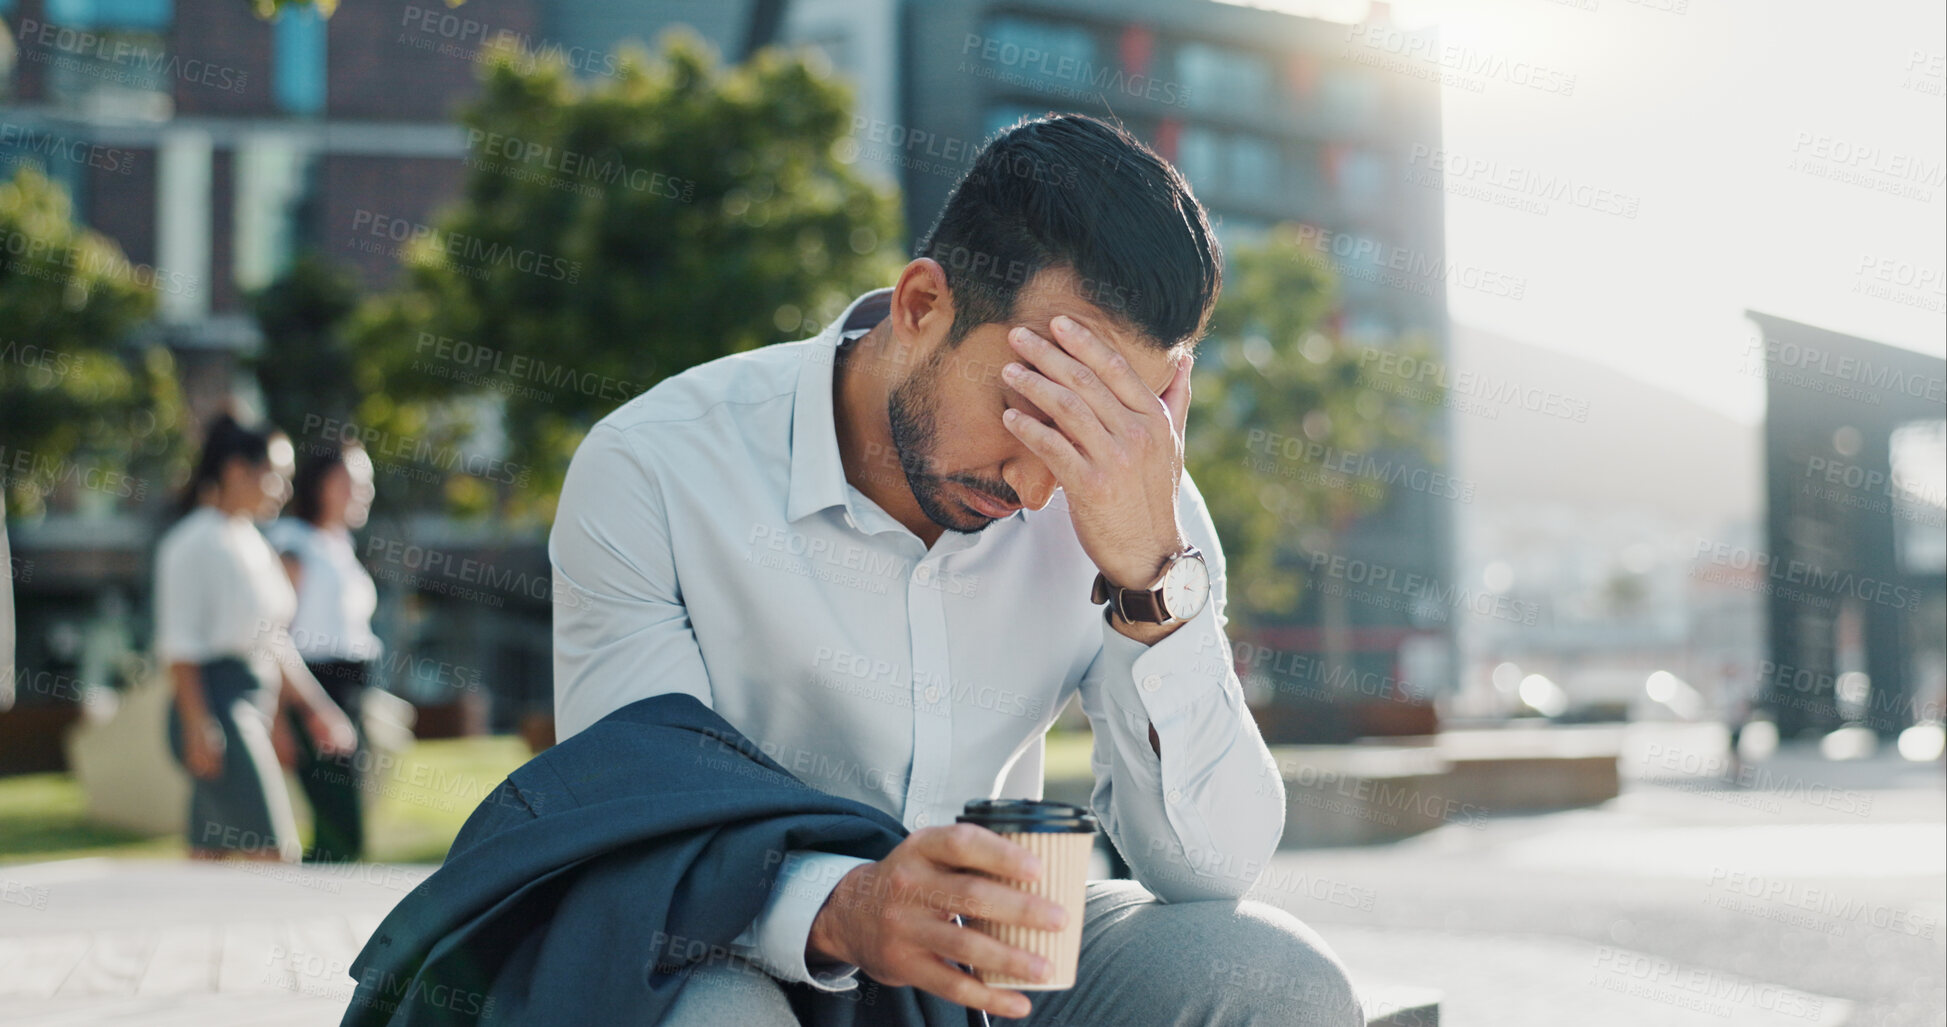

{"left": 1239, "top": 0, "right": 1946, "bottom": 424}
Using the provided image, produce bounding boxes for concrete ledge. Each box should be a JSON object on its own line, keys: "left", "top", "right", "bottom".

{"left": 1273, "top": 726, "right": 1624, "bottom": 848}
{"left": 1270, "top": 744, "right": 1454, "bottom": 847}
{"left": 1362, "top": 982, "right": 1442, "bottom": 1026}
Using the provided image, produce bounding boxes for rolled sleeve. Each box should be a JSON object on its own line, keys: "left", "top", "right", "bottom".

{"left": 1074, "top": 473, "right": 1285, "bottom": 903}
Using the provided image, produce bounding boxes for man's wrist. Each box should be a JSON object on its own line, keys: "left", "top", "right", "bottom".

{"left": 805, "top": 863, "right": 862, "bottom": 966}
{"left": 1106, "top": 604, "right": 1181, "bottom": 646}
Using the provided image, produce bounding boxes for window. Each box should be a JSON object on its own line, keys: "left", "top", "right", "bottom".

{"left": 1175, "top": 41, "right": 1271, "bottom": 113}
{"left": 977, "top": 16, "right": 1096, "bottom": 92}
{"left": 274, "top": 4, "right": 327, "bottom": 116}
{"left": 38, "top": 0, "right": 174, "bottom": 120}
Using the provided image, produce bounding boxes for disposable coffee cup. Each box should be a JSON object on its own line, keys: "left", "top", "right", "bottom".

{"left": 956, "top": 799, "right": 1098, "bottom": 990}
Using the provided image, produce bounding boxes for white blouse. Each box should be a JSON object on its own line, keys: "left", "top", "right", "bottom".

{"left": 263, "top": 518, "right": 383, "bottom": 662}
{"left": 153, "top": 506, "right": 296, "bottom": 688}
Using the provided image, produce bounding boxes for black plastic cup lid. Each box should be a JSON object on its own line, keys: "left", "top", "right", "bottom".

{"left": 957, "top": 799, "right": 1098, "bottom": 833}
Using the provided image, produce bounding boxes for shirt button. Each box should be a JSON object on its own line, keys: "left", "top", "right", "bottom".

{"left": 1142, "top": 674, "right": 1163, "bottom": 693}
{"left": 1167, "top": 789, "right": 1183, "bottom": 804}
{"left": 914, "top": 812, "right": 930, "bottom": 827}
{"left": 914, "top": 565, "right": 933, "bottom": 584}
{"left": 924, "top": 685, "right": 942, "bottom": 703}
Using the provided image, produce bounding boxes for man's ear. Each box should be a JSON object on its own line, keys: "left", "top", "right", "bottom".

{"left": 889, "top": 258, "right": 955, "bottom": 348}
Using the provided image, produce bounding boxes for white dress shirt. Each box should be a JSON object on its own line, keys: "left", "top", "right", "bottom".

{"left": 264, "top": 518, "right": 384, "bottom": 663}
{"left": 154, "top": 505, "right": 297, "bottom": 689}
{"left": 549, "top": 287, "right": 1285, "bottom": 990}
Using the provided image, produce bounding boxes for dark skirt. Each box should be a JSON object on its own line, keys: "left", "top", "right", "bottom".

{"left": 286, "top": 658, "right": 370, "bottom": 862}
{"left": 165, "top": 657, "right": 289, "bottom": 853}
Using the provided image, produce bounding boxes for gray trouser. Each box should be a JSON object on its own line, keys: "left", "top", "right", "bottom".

{"left": 660, "top": 879, "right": 1365, "bottom": 1026}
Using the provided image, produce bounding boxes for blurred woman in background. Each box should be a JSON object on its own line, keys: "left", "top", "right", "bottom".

{"left": 154, "top": 413, "right": 358, "bottom": 861}
{"left": 266, "top": 440, "right": 381, "bottom": 863}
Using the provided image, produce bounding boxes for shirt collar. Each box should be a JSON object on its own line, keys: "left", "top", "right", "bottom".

{"left": 787, "top": 287, "right": 894, "bottom": 523}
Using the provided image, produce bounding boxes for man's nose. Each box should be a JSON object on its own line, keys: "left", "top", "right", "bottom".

{"left": 1005, "top": 457, "right": 1059, "bottom": 511}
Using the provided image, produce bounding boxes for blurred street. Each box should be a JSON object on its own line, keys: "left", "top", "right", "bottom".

{"left": 1, "top": 723, "right": 1938, "bottom": 1026}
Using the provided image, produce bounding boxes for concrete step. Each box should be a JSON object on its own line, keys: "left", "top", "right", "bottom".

{"left": 1362, "top": 982, "right": 1442, "bottom": 1026}
{"left": 1272, "top": 726, "right": 1624, "bottom": 848}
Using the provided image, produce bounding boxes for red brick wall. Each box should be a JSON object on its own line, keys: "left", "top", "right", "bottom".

{"left": 209, "top": 149, "right": 239, "bottom": 314}
{"left": 329, "top": 0, "right": 540, "bottom": 122}
{"left": 320, "top": 154, "right": 466, "bottom": 289}
{"left": 85, "top": 147, "right": 158, "bottom": 268}
{"left": 169, "top": 0, "right": 277, "bottom": 117}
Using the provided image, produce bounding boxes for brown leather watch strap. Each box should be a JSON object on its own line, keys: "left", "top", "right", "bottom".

{"left": 1090, "top": 571, "right": 1169, "bottom": 623}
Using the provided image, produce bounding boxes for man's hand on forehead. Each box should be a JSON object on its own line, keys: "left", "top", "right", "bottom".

{"left": 999, "top": 313, "right": 1193, "bottom": 595}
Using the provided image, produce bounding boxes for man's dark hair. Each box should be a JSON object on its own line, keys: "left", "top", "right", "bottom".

{"left": 914, "top": 112, "right": 1222, "bottom": 352}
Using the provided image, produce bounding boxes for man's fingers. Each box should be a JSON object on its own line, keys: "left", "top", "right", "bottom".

{"left": 1003, "top": 341, "right": 1114, "bottom": 453}
{"left": 1010, "top": 323, "right": 1133, "bottom": 424}
{"left": 941, "top": 871, "right": 1067, "bottom": 930}
{"left": 902, "top": 949, "right": 1034, "bottom": 1019}
{"left": 1048, "top": 313, "right": 1157, "bottom": 413}
{"left": 915, "top": 824, "right": 1044, "bottom": 881}
{"left": 912, "top": 916, "right": 1052, "bottom": 986}
{"left": 1162, "top": 351, "right": 1193, "bottom": 437}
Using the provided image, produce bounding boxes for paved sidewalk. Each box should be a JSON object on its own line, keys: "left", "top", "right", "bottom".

{"left": 1, "top": 724, "right": 1939, "bottom": 1026}
{"left": 0, "top": 859, "right": 430, "bottom": 1026}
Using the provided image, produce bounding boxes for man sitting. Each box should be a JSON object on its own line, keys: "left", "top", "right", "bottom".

{"left": 550, "top": 112, "right": 1362, "bottom": 1026}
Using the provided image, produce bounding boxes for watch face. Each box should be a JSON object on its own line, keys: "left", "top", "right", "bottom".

{"left": 1161, "top": 553, "right": 1210, "bottom": 620}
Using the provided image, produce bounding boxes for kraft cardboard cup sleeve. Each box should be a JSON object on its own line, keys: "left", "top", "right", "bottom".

{"left": 956, "top": 799, "right": 1098, "bottom": 990}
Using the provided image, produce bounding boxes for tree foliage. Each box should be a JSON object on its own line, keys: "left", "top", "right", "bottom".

{"left": 249, "top": 252, "right": 363, "bottom": 438}
{"left": 1184, "top": 223, "right": 1445, "bottom": 631}
{"left": 347, "top": 30, "right": 904, "bottom": 519}
{"left": 0, "top": 167, "right": 185, "bottom": 518}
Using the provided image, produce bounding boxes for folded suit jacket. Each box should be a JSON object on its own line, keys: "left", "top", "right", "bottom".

{"left": 338, "top": 692, "right": 976, "bottom": 1027}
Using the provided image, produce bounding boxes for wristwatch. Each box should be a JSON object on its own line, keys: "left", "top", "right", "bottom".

{"left": 1090, "top": 544, "right": 1210, "bottom": 624}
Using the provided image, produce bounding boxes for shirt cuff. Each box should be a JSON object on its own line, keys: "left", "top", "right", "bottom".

{"left": 1097, "top": 600, "right": 1233, "bottom": 728}
{"left": 734, "top": 850, "right": 873, "bottom": 991}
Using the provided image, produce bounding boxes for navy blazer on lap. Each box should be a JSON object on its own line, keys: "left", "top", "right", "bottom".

{"left": 339, "top": 692, "right": 972, "bottom": 1026}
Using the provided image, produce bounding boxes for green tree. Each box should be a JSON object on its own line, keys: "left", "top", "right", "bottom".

{"left": 249, "top": 252, "right": 364, "bottom": 440}
{"left": 0, "top": 167, "right": 185, "bottom": 518}
{"left": 1184, "top": 223, "right": 1445, "bottom": 635}
{"left": 348, "top": 30, "right": 903, "bottom": 519}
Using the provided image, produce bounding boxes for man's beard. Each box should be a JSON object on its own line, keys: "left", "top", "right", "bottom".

{"left": 886, "top": 347, "right": 1019, "bottom": 534}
